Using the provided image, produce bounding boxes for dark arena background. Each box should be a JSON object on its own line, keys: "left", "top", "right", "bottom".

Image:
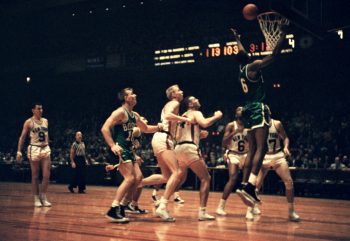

{"left": 1, "top": 0, "right": 350, "bottom": 240}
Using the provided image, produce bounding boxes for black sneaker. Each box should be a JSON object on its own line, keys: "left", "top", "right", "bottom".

{"left": 123, "top": 204, "right": 135, "bottom": 213}
{"left": 133, "top": 205, "right": 149, "bottom": 214}
{"left": 68, "top": 186, "right": 74, "bottom": 193}
{"left": 242, "top": 183, "right": 261, "bottom": 204}
{"left": 120, "top": 204, "right": 126, "bottom": 217}
{"left": 106, "top": 206, "right": 129, "bottom": 223}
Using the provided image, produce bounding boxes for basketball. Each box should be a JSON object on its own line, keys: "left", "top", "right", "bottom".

{"left": 243, "top": 4, "right": 258, "bottom": 20}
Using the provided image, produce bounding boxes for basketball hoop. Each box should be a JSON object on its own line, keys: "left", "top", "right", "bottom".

{"left": 257, "top": 12, "right": 289, "bottom": 51}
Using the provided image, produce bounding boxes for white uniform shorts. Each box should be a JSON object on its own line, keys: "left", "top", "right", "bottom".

{"left": 263, "top": 151, "right": 287, "bottom": 170}
{"left": 152, "top": 132, "right": 175, "bottom": 155}
{"left": 175, "top": 143, "right": 201, "bottom": 167}
{"left": 226, "top": 151, "right": 246, "bottom": 169}
{"left": 27, "top": 145, "right": 51, "bottom": 161}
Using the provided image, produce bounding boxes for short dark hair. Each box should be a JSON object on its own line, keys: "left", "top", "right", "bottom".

{"left": 31, "top": 102, "right": 42, "bottom": 109}
{"left": 118, "top": 87, "right": 133, "bottom": 103}
{"left": 236, "top": 51, "right": 250, "bottom": 65}
{"left": 183, "top": 96, "right": 193, "bottom": 109}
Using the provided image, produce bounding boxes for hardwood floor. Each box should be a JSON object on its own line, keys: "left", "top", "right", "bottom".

{"left": 0, "top": 182, "right": 349, "bottom": 241}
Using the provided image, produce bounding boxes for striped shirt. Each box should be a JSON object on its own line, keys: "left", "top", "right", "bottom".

{"left": 71, "top": 141, "right": 86, "bottom": 157}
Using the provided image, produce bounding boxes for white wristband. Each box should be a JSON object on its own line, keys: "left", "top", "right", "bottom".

{"left": 17, "top": 151, "right": 22, "bottom": 156}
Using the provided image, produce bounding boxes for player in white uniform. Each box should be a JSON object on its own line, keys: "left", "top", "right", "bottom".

{"left": 217, "top": 106, "right": 255, "bottom": 218}
{"left": 16, "top": 103, "right": 52, "bottom": 207}
{"left": 249, "top": 108, "right": 300, "bottom": 221}
{"left": 140, "top": 84, "right": 190, "bottom": 222}
{"left": 175, "top": 96, "right": 222, "bottom": 220}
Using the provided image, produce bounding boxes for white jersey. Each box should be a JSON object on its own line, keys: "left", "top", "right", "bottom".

{"left": 29, "top": 118, "right": 49, "bottom": 146}
{"left": 267, "top": 119, "right": 282, "bottom": 154}
{"left": 227, "top": 121, "right": 248, "bottom": 154}
{"left": 160, "top": 103, "right": 178, "bottom": 138}
{"left": 176, "top": 120, "right": 200, "bottom": 146}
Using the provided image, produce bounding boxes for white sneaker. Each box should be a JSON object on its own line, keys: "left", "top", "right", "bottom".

{"left": 216, "top": 207, "right": 227, "bottom": 216}
{"left": 289, "top": 211, "right": 300, "bottom": 222}
{"left": 199, "top": 212, "right": 216, "bottom": 221}
{"left": 34, "top": 197, "right": 43, "bottom": 207}
{"left": 252, "top": 206, "right": 261, "bottom": 215}
{"left": 155, "top": 207, "right": 176, "bottom": 222}
{"left": 154, "top": 199, "right": 161, "bottom": 207}
{"left": 40, "top": 195, "right": 52, "bottom": 207}
{"left": 245, "top": 208, "right": 254, "bottom": 221}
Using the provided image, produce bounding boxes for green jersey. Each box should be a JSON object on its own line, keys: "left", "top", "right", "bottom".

{"left": 112, "top": 108, "right": 137, "bottom": 150}
{"left": 239, "top": 64, "right": 265, "bottom": 103}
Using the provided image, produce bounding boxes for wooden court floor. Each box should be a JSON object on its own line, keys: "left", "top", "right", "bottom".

{"left": 0, "top": 182, "right": 349, "bottom": 241}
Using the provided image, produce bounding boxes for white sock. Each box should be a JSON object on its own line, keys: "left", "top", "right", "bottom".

{"left": 219, "top": 199, "right": 226, "bottom": 208}
{"left": 131, "top": 201, "right": 137, "bottom": 207}
{"left": 34, "top": 195, "right": 40, "bottom": 200}
{"left": 199, "top": 207, "right": 206, "bottom": 213}
{"left": 248, "top": 174, "right": 257, "bottom": 185}
{"left": 152, "top": 189, "right": 157, "bottom": 196}
{"left": 174, "top": 192, "right": 180, "bottom": 198}
{"left": 288, "top": 202, "right": 294, "bottom": 211}
{"left": 159, "top": 197, "right": 168, "bottom": 209}
{"left": 111, "top": 200, "right": 119, "bottom": 207}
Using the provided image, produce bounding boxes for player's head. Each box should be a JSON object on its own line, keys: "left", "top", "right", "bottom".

{"left": 75, "top": 131, "right": 83, "bottom": 142}
{"left": 184, "top": 96, "right": 201, "bottom": 110}
{"left": 166, "top": 84, "right": 184, "bottom": 101}
{"left": 31, "top": 102, "right": 43, "bottom": 117}
{"left": 235, "top": 106, "right": 243, "bottom": 120}
{"left": 236, "top": 51, "right": 251, "bottom": 65}
{"left": 118, "top": 87, "right": 137, "bottom": 106}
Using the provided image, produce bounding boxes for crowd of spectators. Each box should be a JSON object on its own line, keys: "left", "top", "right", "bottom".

{"left": 1, "top": 108, "right": 349, "bottom": 172}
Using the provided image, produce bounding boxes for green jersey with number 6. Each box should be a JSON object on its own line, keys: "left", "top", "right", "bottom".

{"left": 112, "top": 108, "right": 136, "bottom": 151}
{"left": 239, "top": 64, "right": 265, "bottom": 103}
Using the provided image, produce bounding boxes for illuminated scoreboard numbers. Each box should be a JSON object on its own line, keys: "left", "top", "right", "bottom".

{"left": 205, "top": 42, "right": 239, "bottom": 58}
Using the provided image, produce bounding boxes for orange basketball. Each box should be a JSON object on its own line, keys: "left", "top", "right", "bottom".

{"left": 243, "top": 4, "right": 258, "bottom": 20}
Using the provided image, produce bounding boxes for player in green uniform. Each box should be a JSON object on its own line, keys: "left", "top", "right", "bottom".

{"left": 101, "top": 87, "right": 161, "bottom": 223}
{"left": 231, "top": 26, "right": 287, "bottom": 207}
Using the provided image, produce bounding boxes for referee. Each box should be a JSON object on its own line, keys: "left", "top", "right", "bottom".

{"left": 68, "top": 131, "right": 87, "bottom": 193}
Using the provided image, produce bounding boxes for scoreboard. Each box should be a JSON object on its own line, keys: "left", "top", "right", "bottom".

{"left": 153, "top": 34, "right": 295, "bottom": 66}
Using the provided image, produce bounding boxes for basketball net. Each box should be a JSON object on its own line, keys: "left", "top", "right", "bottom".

{"left": 257, "top": 12, "right": 289, "bottom": 51}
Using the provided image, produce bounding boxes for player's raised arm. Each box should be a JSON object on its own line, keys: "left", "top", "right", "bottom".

{"left": 193, "top": 110, "right": 222, "bottom": 129}
{"left": 249, "top": 25, "right": 288, "bottom": 71}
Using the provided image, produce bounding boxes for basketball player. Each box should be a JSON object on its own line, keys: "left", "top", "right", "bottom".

{"left": 175, "top": 96, "right": 222, "bottom": 220}
{"left": 216, "top": 106, "right": 252, "bottom": 217}
{"left": 101, "top": 88, "right": 161, "bottom": 223}
{"left": 231, "top": 25, "right": 287, "bottom": 207}
{"left": 247, "top": 107, "right": 300, "bottom": 221}
{"left": 16, "top": 103, "right": 52, "bottom": 207}
{"left": 118, "top": 118, "right": 151, "bottom": 214}
{"left": 140, "top": 84, "right": 190, "bottom": 222}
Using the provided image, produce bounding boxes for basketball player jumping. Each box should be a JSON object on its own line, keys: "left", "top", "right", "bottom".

{"left": 231, "top": 24, "right": 288, "bottom": 207}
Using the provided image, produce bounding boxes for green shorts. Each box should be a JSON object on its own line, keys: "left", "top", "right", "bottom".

{"left": 109, "top": 149, "right": 136, "bottom": 164}
{"left": 242, "top": 102, "right": 270, "bottom": 130}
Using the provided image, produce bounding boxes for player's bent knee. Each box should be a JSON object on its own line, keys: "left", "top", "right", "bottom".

{"left": 284, "top": 179, "right": 294, "bottom": 190}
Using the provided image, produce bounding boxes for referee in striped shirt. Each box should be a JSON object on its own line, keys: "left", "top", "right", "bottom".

{"left": 68, "top": 131, "right": 87, "bottom": 193}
